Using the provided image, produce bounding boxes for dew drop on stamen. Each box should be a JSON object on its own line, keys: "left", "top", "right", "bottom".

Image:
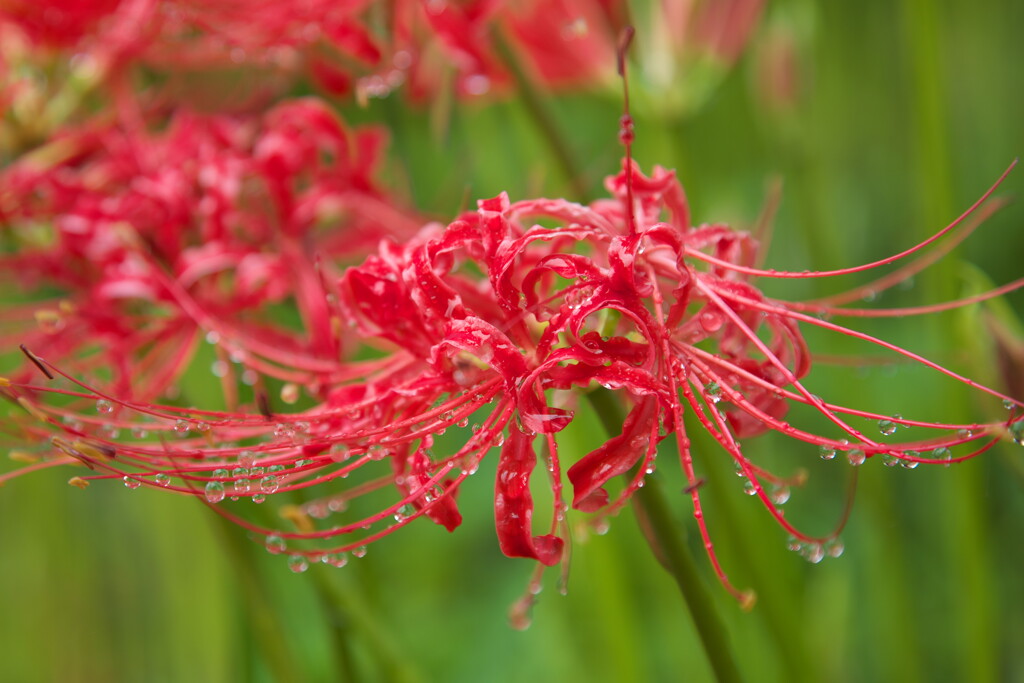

{"left": 238, "top": 451, "right": 256, "bottom": 468}
{"left": 265, "top": 535, "right": 286, "bottom": 554}
{"left": 825, "top": 538, "right": 845, "bottom": 558}
{"left": 1004, "top": 399, "right": 1016, "bottom": 411}
{"left": 288, "top": 555, "right": 308, "bottom": 573}
{"left": 123, "top": 476, "right": 141, "bottom": 489}
{"left": 154, "top": 473, "right": 171, "bottom": 487}
{"left": 205, "top": 480, "right": 225, "bottom": 503}
{"left": 803, "top": 543, "right": 825, "bottom": 564}
{"left": 260, "top": 475, "right": 280, "bottom": 494}
{"left": 878, "top": 419, "right": 897, "bottom": 436}
{"left": 882, "top": 454, "right": 899, "bottom": 467}
{"left": 742, "top": 480, "right": 757, "bottom": 496}
{"left": 351, "top": 546, "right": 368, "bottom": 558}
{"left": 770, "top": 485, "right": 791, "bottom": 505}
{"left": 932, "top": 446, "right": 952, "bottom": 466}
{"left": 705, "top": 382, "right": 722, "bottom": 404}
{"left": 252, "top": 494, "right": 266, "bottom": 504}
{"left": 901, "top": 451, "right": 921, "bottom": 469}
{"left": 699, "top": 311, "right": 723, "bottom": 332}
{"left": 232, "top": 467, "right": 250, "bottom": 494}
{"left": 325, "top": 552, "right": 348, "bottom": 568}
{"left": 96, "top": 399, "right": 113, "bottom": 414}
{"left": 131, "top": 426, "right": 148, "bottom": 439}
{"left": 1010, "top": 421, "right": 1024, "bottom": 445}
{"left": 173, "top": 419, "right": 190, "bottom": 436}
{"left": 819, "top": 444, "right": 837, "bottom": 461}
{"left": 847, "top": 449, "right": 866, "bottom": 467}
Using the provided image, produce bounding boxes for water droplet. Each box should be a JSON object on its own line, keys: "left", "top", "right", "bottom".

{"left": 1004, "top": 399, "right": 1016, "bottom": 411}
{"left": 803, "top": 543, "right": 825, "bottom": 564}
{"left": 252, "top": 494, "right": 266, "bottom": 504}
{"left": 819, "top": 444, "right": 837, "bottom": 461}
{"left": 154, "top": 473, "right": 171, "bottom": 487}
{"left": 174, "top": 419, "right": 190, "bottom": 436}
{"left": 205, "top": 480, "right": 225, "bottom": 503}
{"left": 352, "top": 546, "right": 368, "bottom": 558}
{"left": 325, "top": 552, "right": 348, "bottom": 568}
{"left": 288, "top": 555, "right": 308, "bottom": 573}
{"left": 901, "top": 451, "right": 920, "bottom": 469}
{"left": 932, "top": 446, "right": 952, "bottom": 466}
{"left": 96, "top": 399, "right": 114, "bottom": 414}
{"left": 847, "top": 449, "right": 866, "bottom": 467}
{"left": 239, "top": 451, "right": 256, "bottom": 468}
{"left": 769, "top": 485, "right": 791, "bottom": 505}
{"left": 367, "top": 445, "right": 386, "bottom": 461}
{"left": 260, "top": 475, "right": 280, "bottom": 494}
{"left": 265, "top": 535, "right": 286, "bottom": 554}
{"left": 274, "top": 423, "right": 294, "bottom": 440}
{"left": 205, "top": 330, "right": 221, "bottom": 344}
{"left": 878, "top": 419, "right": 897, "bottom": 436}
{"left": 699, "top": 311, "right": 723, "bottom": 332}
{"left": 742, "top": 480, "right": 757, "bottom": 496}
{"left": 394, "top": 504, "right": 416, "bottom": 522}
{"left": 123, "top": 476, "right": 141, "bottom": 489}
{"left": 705, "top": 382, "right": 722, "bottom": 404}
{"left": 131, "top": 426, "right": 148, "bottom": 439}
{"left": 232, "top": 467, "right": 250, "bottom": 494}
{"left": 882, "top": 454, "right": 899, "bottom": 467}
{"left": 280, "top": 383, "right": 300, "bottom": 404}
{"left": 268, "top": 465, "right": 285, "bottom": 474}
{"left": 786, "top": 536, "right": 802, "bottom": 552}
{"left": 1009, "top": 421, "right": 1024, "bottom": 445}
{"left": 195, "top": 421, "right": 210, "bottom": 433}
{"left": 825, "top": 538, "right": 845, "bottom": 558}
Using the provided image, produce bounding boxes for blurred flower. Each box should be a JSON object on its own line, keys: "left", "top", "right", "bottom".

{"left": 0, "top": 97, "right": 421, "bottom": 400}
{"left": 4, "top": 152, "right": 1021, "bottom": 604}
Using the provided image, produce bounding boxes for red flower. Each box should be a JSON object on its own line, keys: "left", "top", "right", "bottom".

{"left": 4, "top": 154, "right": 1021, "bottom": 606}
{"left": 0, "top": 97, "right": 420, "bottom": 400}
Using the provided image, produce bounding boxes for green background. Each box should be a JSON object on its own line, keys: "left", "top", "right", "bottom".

{"left": 1, "top": 1, "right": 1022, "bottom": 681}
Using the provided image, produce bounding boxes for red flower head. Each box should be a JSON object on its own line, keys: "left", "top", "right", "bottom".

{"left": 4, "top": 141, "right": 1021, "bottom": 609}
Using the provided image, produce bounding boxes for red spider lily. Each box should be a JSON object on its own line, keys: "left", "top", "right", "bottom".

{"left": 2, "top": 0, "right": 760, "bottom": 110}
{"left": 0, "top": 97, "right": 421, "bottom": 400}
{"left": 3, "top": 150, "right": 1021, "bottom": 607}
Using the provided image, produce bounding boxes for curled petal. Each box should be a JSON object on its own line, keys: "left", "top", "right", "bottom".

{"left": 494, "top": 428, "right": 564, "bottom": 566}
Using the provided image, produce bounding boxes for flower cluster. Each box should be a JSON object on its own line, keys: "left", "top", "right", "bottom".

{"left": 4, "top": 146, "right": 1021, "bottom": 601}
{"left": 0, "top": 97, "right": 419, "bottom": 399}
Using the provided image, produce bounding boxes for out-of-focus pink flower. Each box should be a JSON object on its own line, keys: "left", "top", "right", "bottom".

{"left": 1, "top": 0, "right": 763, "bottom": 110}
{"left": 4, "top": 153, "right": 1021, "bottom": 604}
{"left": 0, "top": 97, "right": 421, "bottom": 400}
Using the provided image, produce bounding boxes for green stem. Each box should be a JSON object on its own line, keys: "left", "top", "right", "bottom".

{"left": 586, "top": 390, "right": 744, "bottom": 683}
{"left": 492, "top": 30, "right": 590, "bottom": 201}
{"left": 210, "top": 515, "right": 304, "bottom": 683}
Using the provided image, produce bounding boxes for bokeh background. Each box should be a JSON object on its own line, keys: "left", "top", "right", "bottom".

{"left": 1, "top": 1, "right": 1022, "bottom": 682}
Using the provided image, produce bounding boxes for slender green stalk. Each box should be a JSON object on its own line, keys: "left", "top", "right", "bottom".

{"left": 492, "top": 31, "right": 590, "bottom": 201}
{"left": 586, "top": 390, "right": 744, "bottom": 683}
{"left": 210, "top": 515, "right": 304, "bottom": 683}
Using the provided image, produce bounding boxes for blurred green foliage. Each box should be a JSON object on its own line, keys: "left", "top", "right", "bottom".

{"left": 1, "top": 1, "right": 1022, "bottom": 682}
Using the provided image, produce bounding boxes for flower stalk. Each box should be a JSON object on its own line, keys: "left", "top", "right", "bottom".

{"left": 588, "top": 388, "right": 745, "bottom": 683}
